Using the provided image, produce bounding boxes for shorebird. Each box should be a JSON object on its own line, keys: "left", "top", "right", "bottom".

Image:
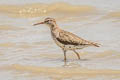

{"left": 33, "top": 17, "right": 99, "bottom": 62}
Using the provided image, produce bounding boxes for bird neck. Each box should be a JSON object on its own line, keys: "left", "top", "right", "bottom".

{"left": 50, "top": 24, "right": 60, "bottom": 38}
{"left": 49, "top": 23, "right": 60, "bottom": 31}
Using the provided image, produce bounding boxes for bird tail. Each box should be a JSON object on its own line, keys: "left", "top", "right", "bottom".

{"left": 91, "top": 42, "right": 100, "bottom": 47}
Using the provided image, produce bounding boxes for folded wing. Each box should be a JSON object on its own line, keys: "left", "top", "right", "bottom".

{"left": 56, "top": 30, "right": 99, "bottom": 47}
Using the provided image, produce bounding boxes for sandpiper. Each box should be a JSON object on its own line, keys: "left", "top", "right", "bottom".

{"left": 33, "top": 17, "right": 100, "bottom": 62}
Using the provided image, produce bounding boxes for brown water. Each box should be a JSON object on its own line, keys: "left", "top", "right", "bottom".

{"left": 0, "top": 1, "right": 120, "bottom": 80}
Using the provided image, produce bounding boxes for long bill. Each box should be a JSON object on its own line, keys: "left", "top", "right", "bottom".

{"left": 33, "top": 22, "right": 44, "bottom": 26}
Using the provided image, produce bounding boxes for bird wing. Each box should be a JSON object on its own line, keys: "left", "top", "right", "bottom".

{"left": 56, "top": 30, "right": 90, "bottom": 46}
{"left": 55, "top": 30, "right": 99, "bottom": 47}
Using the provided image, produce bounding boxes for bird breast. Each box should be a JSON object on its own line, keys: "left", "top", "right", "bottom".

{"left": 50, "top": 29, "right": 65, "bottom": 48}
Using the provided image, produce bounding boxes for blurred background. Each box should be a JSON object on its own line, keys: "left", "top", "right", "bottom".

{"left": 0, "top": 0, "right": 120, "bottom": 80}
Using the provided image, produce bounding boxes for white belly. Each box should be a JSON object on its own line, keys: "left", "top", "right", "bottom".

{"left": 53, "top": 37, "right": 65, "bottom": 48}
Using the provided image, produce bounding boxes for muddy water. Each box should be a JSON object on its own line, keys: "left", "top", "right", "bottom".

{"left": 0, "top": 0, "right": 120, "bottom": 80}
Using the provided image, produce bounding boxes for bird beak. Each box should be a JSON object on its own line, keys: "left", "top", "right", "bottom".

{"left": 33, "top": 22, "right": 44, "bottom": 26}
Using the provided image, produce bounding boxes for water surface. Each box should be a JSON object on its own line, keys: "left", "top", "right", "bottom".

{"left": 0, "top": 0, "right": 120, "bottom": 80}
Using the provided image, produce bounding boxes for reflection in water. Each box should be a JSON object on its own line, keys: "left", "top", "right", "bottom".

{"left": 63, "top": 58, "right": 89, "bottom": 67}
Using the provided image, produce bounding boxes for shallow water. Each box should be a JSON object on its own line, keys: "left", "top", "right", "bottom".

{"left": 0, "top": 0, "right": 120, "bottom": 80}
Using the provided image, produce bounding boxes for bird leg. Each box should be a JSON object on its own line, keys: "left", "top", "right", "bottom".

{"left": 73, "top": 50, "right": 80, "bottom": 60}
{"left": 63, "top": 50, "right": 67, "bottom": 62}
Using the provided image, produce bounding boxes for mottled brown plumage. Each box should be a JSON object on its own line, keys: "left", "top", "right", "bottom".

{"left": 33, "top": 17, "right": 100, "bottom": 61}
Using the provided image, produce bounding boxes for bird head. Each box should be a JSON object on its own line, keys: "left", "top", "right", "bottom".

{"left": 33, "top": 17, "right": 57, "bottom": 28}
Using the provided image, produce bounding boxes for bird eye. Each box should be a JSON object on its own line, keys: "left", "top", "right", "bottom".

{"left": 45, "top": 20, "right": 52, "bottom": 23}
{"left": 45, "top": 20, "right": 49, "bottom": 22}
{"left": 48, "top": 20, "right": 52, "bottom": 22}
